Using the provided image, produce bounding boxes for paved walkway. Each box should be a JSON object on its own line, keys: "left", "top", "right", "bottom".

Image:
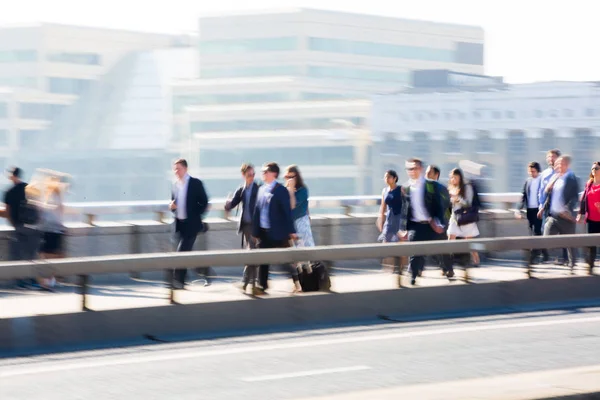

{"left": 0, "top": 260, "right": 594, "bottom": 319}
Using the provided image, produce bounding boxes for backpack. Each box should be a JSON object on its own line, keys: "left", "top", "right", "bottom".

{"left": 468, "top": 180, "right": 482, "bottom": 210}
{"left": 19, "top": 199, "right": 40, "bottom": 226}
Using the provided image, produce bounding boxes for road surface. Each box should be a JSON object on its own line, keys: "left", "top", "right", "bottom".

{"left": 1, "top": 308, "right": 600, "bottom": 399}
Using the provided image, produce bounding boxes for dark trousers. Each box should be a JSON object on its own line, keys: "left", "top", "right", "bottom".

{"left": 173, "top": 220, "right": 212, "bottom": 285}
{"left": 586, "top": 220, "right": 600, "bottom": 267}
{"left": 544, "top": 215, "right": 576, "bottom": 267}
{"left": 526, "top": 208, "right": 549, "bottom": 261}
{"left": 241, "top": 222, "right": 258, "bottom": 286}
{"left": 407, "top": 222, "right": 437, "bottom": 280}
{"left": 257, "top": 228, "right": 297, "bottom": 290}
{"left": 435, "top": 231, "right": 454, "bottom": 273}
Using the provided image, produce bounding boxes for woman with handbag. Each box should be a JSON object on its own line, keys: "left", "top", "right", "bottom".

{"left": 576, "top": 161, "right": 600, "bottom": 274}
{"left": 447, "top": 168, "right": 480, "bottom": 267}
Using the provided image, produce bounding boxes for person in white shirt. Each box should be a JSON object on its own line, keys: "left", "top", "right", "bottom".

{"left": 515, "top": 161, "right": 549, "bottom": 263}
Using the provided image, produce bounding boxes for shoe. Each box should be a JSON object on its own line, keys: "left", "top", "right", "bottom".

{"left": 418, "top": 270, "right": 423, "bottom": 277}
{"left": 172, "top": 281, "right": 184, "bottom": 290}
{"left": 411, "top": 278, "right": 417, "bottom": 286}
{"left": 252, "top": 287, "right": 267, "bottom": 296}
{"left": 441, "top": 270, "right": 448, "bottom": 277}
{"left": 446, "top": 270, "right": 455, "bottom": 279}
{"left": 204, "top": 280, "right": 212, "bottom": 287}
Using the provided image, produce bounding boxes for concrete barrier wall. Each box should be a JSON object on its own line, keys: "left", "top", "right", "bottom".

{"left": 2, "top": 210, "right": 583, "bottom": 262}
{"left": 2, "top": 275, "right": 599, "bottom": 355}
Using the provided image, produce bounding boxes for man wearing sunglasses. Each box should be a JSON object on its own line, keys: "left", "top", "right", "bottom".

{"left": 225, "top": 163, "right": 260, "bottom": 294}
{"left": 252, "top": 162, "right": 299, "bottom": 294}
{"left": 398, "top": 158, "right": 449, "bottom": 285}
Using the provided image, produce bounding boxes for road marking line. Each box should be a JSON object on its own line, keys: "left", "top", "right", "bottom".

{"left": 241, "top": 366, "right": 371, "bottom": 382}
{"left": 2, "top": 315, "right": 600, "bottom": 378}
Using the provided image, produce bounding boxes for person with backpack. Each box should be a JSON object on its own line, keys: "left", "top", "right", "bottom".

{"left": 2, "top": 167, "right": 40, "bottom": 288}
{"left": 447, "top": 168, "right": 480, "bottom": 268}
{"left": 397, "top": 158, "right": 450, "bottom": 285}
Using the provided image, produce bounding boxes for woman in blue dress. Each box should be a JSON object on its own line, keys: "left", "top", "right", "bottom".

{"left": 377, "top": 170, "right": 404, "bottom": 243}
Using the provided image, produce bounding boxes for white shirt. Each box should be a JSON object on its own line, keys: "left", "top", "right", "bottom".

{"left": 175, "top": 174, "right": 190, "bottom": 220}
{"left": 550, "top": 174, "right": 567, "bottom": 215}
{"left": 410, "top": 177, "right": 430, "bottom": 222}
{"left": 527, "top": 176, "right": 541, "bottom": 208}
{"left": 258, "top": 181, "right": 277, "bottom": 229}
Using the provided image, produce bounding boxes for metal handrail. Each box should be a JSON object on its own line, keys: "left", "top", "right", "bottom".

{"left": 0, "top": 193, "right": 523, "bottom": 224}
{"left": 1, "top": 233, "right": 598, "bottom": 311}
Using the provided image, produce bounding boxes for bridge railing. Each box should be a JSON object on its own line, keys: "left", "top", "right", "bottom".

{"left": 2, "top": 193, "right": 522, "bottom": 224}
{"left": 1, "top": 233, "right": 598, "bottom": 311}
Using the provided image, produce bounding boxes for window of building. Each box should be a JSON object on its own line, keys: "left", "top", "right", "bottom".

{"left": 173, "top": 92, "right": 294, "bottom": 112}
{"left": 506, "top": 110, "right": 515, "bottom": 119}
{"left": 199, "top": 65, "right": 301, "bottom": 78}
{"left": 19, "top": 103, "right": 67, "bottom": 120}
{"left": 300, "top": 92, "right": 358, "bottom": 101}
{"left": 413, "top": 132, "right": 431, "bottom": 163}
{"left": 445, "top": 112, "right": 452, "bottom": 120}
{"left": 190, "top": 117, "right": 366, "bottom": 133}
{"left": 563, "top": 109, "right": 574, "bottom": 117}
{"left": 476, "top": 130, "right": 494, "bottom": 153}
{"left": 382, "top": 132, "right": 402, "bottom": 155}
{"left": 307, "top": 65, "right": 408, "bottom": 83}
{"left": 493, "top": 111, "right": 501, "bottom": 119}
{"left": 47, "top": 52, "right": 101, "bottom": 65}
{"left": 454, "top": 42, "right": 484, "bottom": 65}
{"left": 535, "top": 110, "right": 543, "bottom": 118}
{"left": 0, "top": 129, "right": 8, "bottom": 146}
{"left": 198, "top": 146, "right": 355, "bottom": 169}
{"left": 0, "top": 76, "right": 37, "bottom": 89}
{"left": 473, "top": 111, "right": 481, "bottom": 119}
{"left": 199, "top": 37, "right": 298, "bottom": 55}
{"left": 308, "top": 37, "right": 453, "bottom": 63}
{"left": 445, "top": 131, "right": 461, "bottom": 153}
{"left": 586, "top": 108, "right": 596, "bottom": 117}
{"left": 48, "top": 77, "right": 92, "bottom": 95}
{"left": 507, "top": 130, "right": 527, "bottom": 191}
{"left": 573, "top": 128, "right": 594, "bottom": 180}
{"left": 0, "top": 49, "right": 37, "bottom": 63}
{"left": 0, "top": 102, "right": 7, "bottom": 118}
{"left": 18, "top": 129, "right": 42, "bottom": 148}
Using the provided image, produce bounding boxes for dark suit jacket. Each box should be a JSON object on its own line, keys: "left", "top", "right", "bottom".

{"left": 172, "top": 176, "right": 209, "bottom": 236}
{"left": 520, "top": 177, "right": 540, "bottom": 210}
{"left": 252, "top": 182, "right": 296, "bottom": 241}
{"left": 400, "top": 179, "right": 448, "bottom": 231}
{"left": 225, "top": 182, "right": 259, "bottom": 233}
{"left": 542, "top": 172, "right": 579, "bottom": 219}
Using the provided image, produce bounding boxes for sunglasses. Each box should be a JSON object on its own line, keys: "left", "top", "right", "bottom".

{"left": 592, "top": 167, "right": 600, "bottom": 171}
{"left": 405, "top": 167, "right": 417, "bottom": 171}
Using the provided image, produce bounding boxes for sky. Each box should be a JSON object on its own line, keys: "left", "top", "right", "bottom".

{"left": 2, "top": 0, "right": 598, "bottom": 84}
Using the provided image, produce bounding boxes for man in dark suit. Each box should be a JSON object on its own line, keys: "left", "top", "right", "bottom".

{"left": 224, "top": 163, "right": 260, "bottom": 294}
{"left": 399, "top": 158, "right": 448, "bottom": 285}
{"left": 539, "top": 155, "right": 580, "bottom": 270}
{"left": 516, "top": 161, "right": 549, "bottom": 263}
{"left": 252, "top": 162, "right": 298, "bottom": 294}
{"left": 170, "top": 158, "right": 210, "bottom": 289}
{"left": 425, "top": 164, "right": 454, "bottom": 279}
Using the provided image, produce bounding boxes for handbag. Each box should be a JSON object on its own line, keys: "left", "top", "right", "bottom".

{"left": 454, "top": 206, "right": 479, "bottom": 226}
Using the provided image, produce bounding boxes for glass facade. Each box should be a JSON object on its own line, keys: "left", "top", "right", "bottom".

{"left": 191, "top": 117, "right": 366, "bottom": 132}
{"left": 199, "top": 146, "right": 355, "bottom": 169}
{"left": 0, "top": 50, "right": 37, "bottom": 63}
{"left": 307, "top": 65, "right": 408, "bottom": 83}
{"left": 199, "top": 65, "right": 301, "bottom": 78}
{"left": 199, "top": 37, "right": 298, "bottom": 55}
{"left": 19, "top": 129, "right": 42, "bottom": 148}
{"left": 0, "top": 102, "right": 7, "bottom": 118}
{"left": 173, "top": 92, "right": 294, "bottom": 112}
{"left": 48, "top": 77, "right": 92, "bottom": 95}
{"left": 0, "top": 129, "right": 8, "bottom": 146}
{"left": 47, "top": 52, "right": 101, "bottom": 65}
{"left": 0, "top": 77, "right": 37, "bottom": 89}
{"left": 308, "top": 37, "right": 453, "bottom": 63}
{"left": 507, "top": 131, "right": 527, "bottom": 191}
{"left": 19, "top": 102, "right": 67, "bottom": 120}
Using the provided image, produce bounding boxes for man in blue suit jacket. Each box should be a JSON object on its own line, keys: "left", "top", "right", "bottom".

{"left": 252, "top": 162, "right": 298, "bottom": 294}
